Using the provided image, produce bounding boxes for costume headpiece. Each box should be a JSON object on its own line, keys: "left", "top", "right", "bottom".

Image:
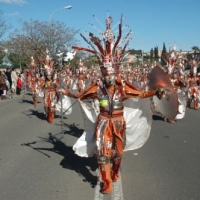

{"left": 164, "top": 48, "right": 179, "bottom": 66}
{"left": 187, "top": 51, "right": 200, "bottom": 66}
{"left": 30, "top": 56, "right": 36, "bottom": 68}
{"left": 72, "top": 14, "right": 132, "bottom": 76}
{"left": 28, "top": 56, "right": 38, "bottom": 77}
{"left": 39, "top": 49, "right": 55, "bottom": 76}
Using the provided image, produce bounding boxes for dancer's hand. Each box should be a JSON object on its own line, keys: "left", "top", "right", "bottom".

{"left": 155, "top": 88, "right": 166, "bottom": 100}
{"left": 58, "top": 88, "right": 66, "bottom": 94}
{"left": 73, "top": 92, "right": 79, "bottom": 97}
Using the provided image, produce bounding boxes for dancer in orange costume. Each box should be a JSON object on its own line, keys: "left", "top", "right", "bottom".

{"left": 42, "top": 73, "right": 59, "bottom": 123}
{"left": 60, "top": 70, "right": 165, "bottom": 194}
{"left": 62, "top": 72, "right": 163, "bottom": 194}
{"left": 187, "top": 81, "right": 199, "bottom": 110}
{"left": 27, "top": 56, "right": 40, "bottom": 107}
{"left": 39, "top": 53, "right": 59, "bottom": 124}
{"left": 59, "top": 14, "right": 170, "bottom": 194}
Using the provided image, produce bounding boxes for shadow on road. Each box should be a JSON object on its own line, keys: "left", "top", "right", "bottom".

{"left": 23, "top": 109, "right": 67, "bottom": 121}
{"left": 64, "top": 123, "right": 84, "bottom": 138}
{"left": 152, "top": 114, "right": 164, "bottom": 121}
{"left": 20, "top": 99, "right": 33, "bottom": 104}
{"left": 22, "top": 109, "right": 46, "bottom": 120}
{"left": 20, "top": 99, "right": 42, "bottom": 105}
{"left": 21, "top": 133, "right": 98, "bottom": 188}
{"left": 54, "top": 121, "right": 84, "bottom": 138}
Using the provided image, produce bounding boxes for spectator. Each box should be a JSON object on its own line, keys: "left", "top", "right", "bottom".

{"left": 0, "top": 70, "right": 8, "bottom": 100}
{"left": 16, "top": 74, "right": 22, "bottom": 95}
{"left": 5, "top": 67, "right": 12, "bottom": 93}
{"left": 11, "top": 68, "right": 18, "bottom": 94}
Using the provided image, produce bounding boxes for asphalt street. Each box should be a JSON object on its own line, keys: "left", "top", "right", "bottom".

{"left": 0, "top": 93, "right": 200, "bottom": 200}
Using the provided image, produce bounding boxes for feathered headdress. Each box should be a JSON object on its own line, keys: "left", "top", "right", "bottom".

{"left": 29, "top": 56, "right": 37, "bottom": 69}
{"left": 187, "top": 52, "right": 200, "bottom": 66}
{"left": 72, "top": 14, "right": 132, "bottom": 76}
{"left": 28, "top": 56, "right": 39, "bottom": 77}
{"left": 38, "top": 49, "right": 55, "bottom": 76}
{"left": 164, "top": 49, "right": 179, "bottom": 66}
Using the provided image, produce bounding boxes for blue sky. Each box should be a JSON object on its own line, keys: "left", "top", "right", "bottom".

{"left": 0, "top": 0, "right": 200, "bottom": 52}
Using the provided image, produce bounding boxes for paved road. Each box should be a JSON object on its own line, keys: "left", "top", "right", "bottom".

{"left": 0, "top": 93, "right": 200, "bottom": 200}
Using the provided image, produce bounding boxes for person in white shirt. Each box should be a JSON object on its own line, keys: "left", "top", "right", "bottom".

{"left": 11, "top": 69, "right": 18, "bottom": 94}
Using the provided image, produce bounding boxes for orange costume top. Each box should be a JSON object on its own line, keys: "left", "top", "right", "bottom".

{"left": 77, "top": 78, "right": 155, "bottom": 114}
{"left": 65, "top": 77, "right": 156, "bottom": 159}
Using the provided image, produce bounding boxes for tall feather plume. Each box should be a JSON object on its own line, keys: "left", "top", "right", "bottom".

{"left": 72, "top": 14, "right": 132, "bottom": 76}
{"left": 112, "top": 14, "right": 123, "bottom": 56}
{"left": 89, "top": 32, "right": 104, "bottom": 56}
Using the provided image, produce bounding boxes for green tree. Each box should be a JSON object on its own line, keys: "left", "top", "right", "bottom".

{"left": 0, "top": 10, "right": 11, "bottom": 40}
{"left": 150, "top": 48, "right": 154, "bottom": 62}
{"left": 4, "top": 19, "right": 79, "bottom": 69}
{"left": 0, "top": 48, "right": 6, "bottom": 68}
{"left": 0, "top": 10, "right": 11, "bottom": 67}
{"left": 83, "top": 55, "right": 98, "bottom": 68}
{"left": 191, "top": 46, "right": 200, "bottom": 51}
{"left": 154, "top": 46, "right": 159, "bottom": 61}
{"left": 161, "top": 42, "right": 167, "bottom": 66}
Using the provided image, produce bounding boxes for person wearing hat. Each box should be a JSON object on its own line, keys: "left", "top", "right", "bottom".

{"left": 59, "top": 15, "right": 167, "bottom": 194}
{"left": 40, "top": 55, "right": 59, "bottom": 123}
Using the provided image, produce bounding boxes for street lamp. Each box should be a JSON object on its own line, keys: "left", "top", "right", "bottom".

{"left": 0, "top": 45, "right": 11, "bottom": 68}
{"left": 48, "top": 5, "right": 72, "bottom": 52}
{"left": 0, "top": 48, "right": 8, "bottom": 54}
{"left": 0, "top": 45, "right": 8, "bottom": 53}
{"left": 49, "top": 5, "right": 72, "bottom": 22}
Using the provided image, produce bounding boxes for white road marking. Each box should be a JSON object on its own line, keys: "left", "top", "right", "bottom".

{"left": 94, "top": 169, "right": 104, "bottom": 200}
{"left": 111, "top": 172, "right": 123, "bottom": 200}
{"left": 94, "top": 183, "right": 104, "bottom": 200}
{"left": 94, "top": 170, "right": 124, "bottom": 200}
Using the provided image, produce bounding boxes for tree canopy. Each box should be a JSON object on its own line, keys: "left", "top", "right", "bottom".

{"left": 3, "top": 19, "right": 79, "bottom": 69}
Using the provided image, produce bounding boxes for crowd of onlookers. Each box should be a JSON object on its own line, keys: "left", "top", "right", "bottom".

{"left": 0, "top": 67, "right": 25, "bottom": 100}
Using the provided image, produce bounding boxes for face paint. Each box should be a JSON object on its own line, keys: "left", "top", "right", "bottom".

{"left": 105, "top": 73, "right": 116, "bottom": 86}
{"left": 109, "top": 74, "right": 116, "bottom": 85}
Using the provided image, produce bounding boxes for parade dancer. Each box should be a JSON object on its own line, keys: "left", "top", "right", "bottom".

{"left": 55, "top": 67, "right": 73, "bottom": 123}
{"left": 164, "top": 48, "right": 179, "bottom": 75}
{"left": 187, "top": 81, "right": 199, "bottom": 110}
{"left": 27, "top": 56, "right": 39, "bottom": 107}
{"left": 188, "top": 56, "right": 200, "bottom": 78}
{"left": 39, "top": 53, "right": 59, "bottom": 123}
{"left": 0, "top": 71, "right": 7, "bottom": 100}
{"left": 173, "top": 74, "right": 187, "bottom": 121}
{"left": 59, "top": 15, "right": 171, "bottom": 194}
